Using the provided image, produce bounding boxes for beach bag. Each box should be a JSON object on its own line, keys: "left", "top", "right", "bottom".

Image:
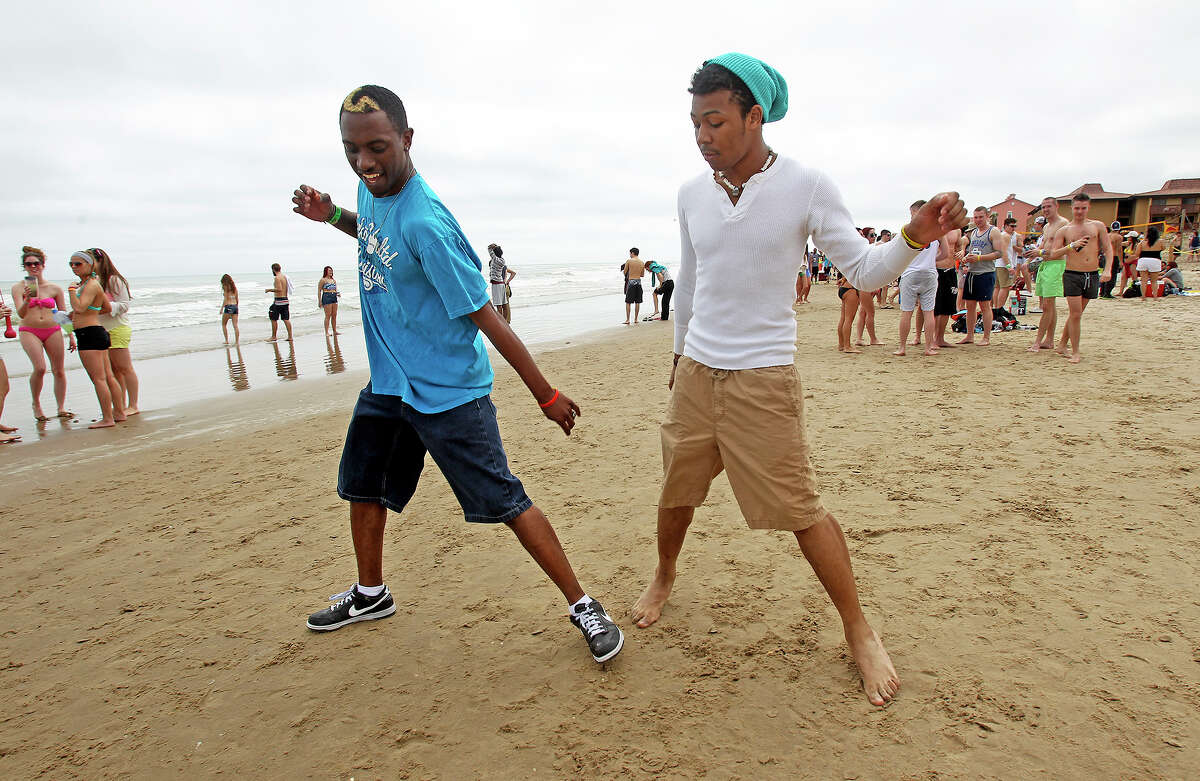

{"left": 1122, "top": 284, "right": 1141, "bottom": 299}
{"left": 505, "top": 283, "right": 512, "bottom": 299}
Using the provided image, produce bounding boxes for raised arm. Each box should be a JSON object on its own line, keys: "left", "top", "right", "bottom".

{"left": 811, "top": 174, "right": 964, "bottom": 290}
{"left": 468, "top": 304, "right": 580, "bottom": 436}
{"left": 292, "top": 185, "right": 358, "bottom": 239}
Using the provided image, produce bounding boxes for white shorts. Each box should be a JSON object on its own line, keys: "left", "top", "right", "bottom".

{"left": 490, "top": 282, "right": 508, "bottom": 305}
{"left": 1135, "top": 258, "right": 1162, "bottom": 273}
{"left": 899, "top": 270, "right": 938, "bottom": 312}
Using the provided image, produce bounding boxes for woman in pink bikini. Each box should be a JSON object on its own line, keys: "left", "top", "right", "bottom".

{"left": 12, "top": 246, "right": 75, "bottom": 421}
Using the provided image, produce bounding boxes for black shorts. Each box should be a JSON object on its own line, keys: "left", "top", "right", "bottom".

{"left": 625, "top": 281, "right": 643, "bottom": 304}
{"left": 934, "top": 268, "right": 959, "bottom": 315}
{"left": 1062, "top": 269, "right": 1100, "bottom": 300}
{"left": 75, "top": 325, "right": 111, "bottom": 351}
{"left": 269, "top": 301, "right": 290, "bottom": 321}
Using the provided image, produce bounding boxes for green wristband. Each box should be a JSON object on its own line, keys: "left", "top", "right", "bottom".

{"left": 326, "top": 205, "right": 342, "bottom": 225}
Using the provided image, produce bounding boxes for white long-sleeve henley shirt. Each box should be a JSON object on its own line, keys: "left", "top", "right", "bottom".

{"left": 674, "top": 156, "right": 920, "bottom": 369}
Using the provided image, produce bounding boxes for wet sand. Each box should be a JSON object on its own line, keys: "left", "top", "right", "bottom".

{"left": 1, "top": 288, "right": 1197, "bottom": 778}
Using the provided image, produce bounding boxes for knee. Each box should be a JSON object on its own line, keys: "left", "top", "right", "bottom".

{"left": 31, "top": 365, "right": 47, "bottom": 379}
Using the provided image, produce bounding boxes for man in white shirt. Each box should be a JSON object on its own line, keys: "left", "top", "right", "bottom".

{"left": 894, "top": 200, "right": 940, "bottom": 356}
{"left": 629, "top": 53, "right": 966, "bottom": 707}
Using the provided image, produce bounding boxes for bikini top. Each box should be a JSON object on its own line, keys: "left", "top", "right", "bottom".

{"left": 27, "top": 297, "right": 55, "bottom": 309}
{"left": 73, "top": 277, "right": 104, "bottom": 311}
{"left": 323, "top": 282, "right": 337, "bottom": 291}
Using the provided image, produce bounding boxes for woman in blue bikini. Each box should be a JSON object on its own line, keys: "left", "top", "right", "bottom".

{"left": 318, "top": 266, "right": 341, "bottom": 335}
{"left": 68, "top": 249, "right": 122, "bottom": 429}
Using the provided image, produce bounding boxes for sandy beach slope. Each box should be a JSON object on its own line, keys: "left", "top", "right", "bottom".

{"left": 1, "top": 289, "right": 1197, "bottom": 779}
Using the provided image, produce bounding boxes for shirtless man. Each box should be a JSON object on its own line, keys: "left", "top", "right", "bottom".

{"left": 1026, "top": 197, "right": 1069, "bottom": 352}
{"left": 621, "top": 248, "right": 646, "bottom": 325}
{"left": 265, "top": 262, "right": 293, "bottom": 342}
{"left": 1048, "top": 192, "right": 1110, "bottom": 363}
{"left": 929, "top": 225, "right": 962, "bottom": 348}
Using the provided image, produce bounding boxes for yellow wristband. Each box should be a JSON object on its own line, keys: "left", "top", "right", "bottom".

{"left": 900, "top": 227, "right": 926, "bottom": 250}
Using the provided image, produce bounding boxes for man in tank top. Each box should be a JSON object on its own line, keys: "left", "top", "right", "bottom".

{"left": 955, "top": 207, "right": 1005, "bottom": 345}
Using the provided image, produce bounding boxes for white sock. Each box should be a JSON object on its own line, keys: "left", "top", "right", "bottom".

{"left": 357, "top": 583, "right": 385, "bottom": 597}
{"left": 569, "top": 594, "right": 593, "bottom": 614}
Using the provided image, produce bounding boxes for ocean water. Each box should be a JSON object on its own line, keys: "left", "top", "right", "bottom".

{"left": 0, "top": 259, "right": 665, "bottom": 443}
{"left": 0, "top": 259, "right": 641, "bottom": 375}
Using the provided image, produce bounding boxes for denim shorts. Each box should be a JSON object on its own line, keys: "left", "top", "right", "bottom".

{"left": 337, "top": 384, "right": 532, "bottom": 524}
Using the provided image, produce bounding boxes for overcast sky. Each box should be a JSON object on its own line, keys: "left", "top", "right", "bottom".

{"left": 2, "top": 0, "right": 1197, "bottom": 279}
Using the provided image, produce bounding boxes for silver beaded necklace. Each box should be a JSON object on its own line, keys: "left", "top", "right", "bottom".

{"left": 715, "top": 148, "right": 777, "bottom": 198}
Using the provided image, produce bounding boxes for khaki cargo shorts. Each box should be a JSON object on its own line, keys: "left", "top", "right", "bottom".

{"left": 659, "top": 356, "right": 833, "bottom": 531}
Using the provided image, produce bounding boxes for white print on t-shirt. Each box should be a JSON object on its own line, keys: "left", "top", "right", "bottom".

{"left": 357, "top": 218, "right": 399, "bottom": 294}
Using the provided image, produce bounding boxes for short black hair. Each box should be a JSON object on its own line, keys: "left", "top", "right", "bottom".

{"left": 1072, "top": 192, "right": 1091, "bottom": 202}
{"left": 688, "top": 63, "right": 756, "bottom": 118}
{"left": 341, "top": 85, "right": 409, "bottom": 135}
{"left": 629, "top": 248, "right": 639, "bottom": 256}
{"left": 1004, "top": 217, "right": 1017, "bottom": 226}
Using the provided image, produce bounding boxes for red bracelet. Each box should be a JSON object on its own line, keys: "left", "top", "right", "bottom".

{"left": 538, "top": 388, "right": 559, "bottom": 408}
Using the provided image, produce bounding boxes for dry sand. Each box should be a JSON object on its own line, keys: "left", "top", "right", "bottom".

{"left": 1, "top": 288, "right": 1197, "bottom": 779}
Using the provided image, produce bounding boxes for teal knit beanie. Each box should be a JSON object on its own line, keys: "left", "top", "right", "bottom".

{"left": 704, "top": 52, "right": 788, "bottom": 123}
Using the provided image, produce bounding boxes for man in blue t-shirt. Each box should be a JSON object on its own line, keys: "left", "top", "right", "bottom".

{"left": 291, "top": 85, "right": 622, "bottom": 664}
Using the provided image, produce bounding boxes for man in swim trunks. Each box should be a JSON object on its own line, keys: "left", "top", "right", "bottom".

{"left": 1026, "top": 197, "right": 1069, "bottom": 352}
{"left": 631, "top": 53, "right": 967, "bottom": 706}
{"left": 955, "top": 207, "right": 1004, "bottom": 345}
{"left": 291, "top": 85, "right": 622, "bottom": 664}
{"left": 265, "top": 262, "right": 293, "bottom": 343}
{"left": 621, "top": 248, "right": 646, "bottom": 324}
{"left": 929, "top": 225, "right": 962, "bottom": 348}
{"left": 1048, "top": 192, "right": 1110, "bottom": 364}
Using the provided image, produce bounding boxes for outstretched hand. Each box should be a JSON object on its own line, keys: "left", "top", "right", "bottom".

{"left": 905, "top": 192, "right": 968, "bottom": 246}
{"left": 541, "top": 390, "right": 582, "bottom": 436}
{"left": 292, "top": 185, "right": 335, "bottom": 222}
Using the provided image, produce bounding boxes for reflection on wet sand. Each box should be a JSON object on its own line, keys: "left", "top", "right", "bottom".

{"left": 272, "top": 341, "right": 299, "bottom": 381}
{"left": 324, "top": 334, "right": 346, "bottom": 375}
{"left": 226, "top": 346, "right": 250, "bottom": 391}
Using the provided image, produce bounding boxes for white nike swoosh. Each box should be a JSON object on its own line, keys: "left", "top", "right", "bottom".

{"left": 348, "top": 594, "right": 388, "bottom": 617}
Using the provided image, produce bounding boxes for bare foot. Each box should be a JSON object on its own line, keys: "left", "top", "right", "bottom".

{"left": 909, "top": 339, "right": 921, "bottom": 346}
{"left": 622, "top": 321, "right": 630, "bottom": 325}
{"left": 936, "top": 342, "right": 956, "bottom": 348}
{"left": 124, "top": 407, "right": 140, "bottom": 416}
{"left": 955, "top": 337, "right": 974, "bottom": 345}
{"left": 843, "top": 346, "right": 863, "bottom": 354}
{"left": 266, "top": 338, "right": 278, "bottom": 343}
{"left": 56, "top": 409, "right": 74, "bottom": 419}
{"left": 88, "top": 419, "right": 116, "bottom": 429}
{"left": 1053, "top": 345, "right": 1067, "bottom": 357}
{"left": 853, "top": 340, "right": 866, "bottom": 347}
{"left": 0, "top": 423, "right": 16, "bottom": 433}
{"left": 1, "top": 432, "right": 20, "bottom": 443}
{"left": 892, "top": 348, "right": 906, "bottom": 356}
{"left": 631, "top": 569, "right": 676, "bottom": 628}
{"left": 114, "top": 414, "right": 127, "bottom": 423}
{"left": 923, "top": 347, "right": 940, "bottom": 356}
{"left": 846, "top": 625, "right": 900, "bottom": 707}
{"left": 869, "top": 340, "right": 884, "bottom": 346}
{"left": 979, "top": 338, "right": 990, "bottom": 346}
{"left": 1068, "top": 354, "right": 1081, "bottom": 364}
{"left": 1026, "top": 343, "right": 1042, "bottom": 352}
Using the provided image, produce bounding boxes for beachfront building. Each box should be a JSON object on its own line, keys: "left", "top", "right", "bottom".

{"left": 1130, "top": 178, "right": 1200, "bottom": 234}
{"left": 1026, "top": 178, "right": 1200, "bottom": 239}
{"left": 989, "top": 194, "right": 1036, "bottom": 233}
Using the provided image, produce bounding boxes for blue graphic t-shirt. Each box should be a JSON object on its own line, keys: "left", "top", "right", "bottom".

{"left": 355, "top": 175, "right": 492, "bottom": 413}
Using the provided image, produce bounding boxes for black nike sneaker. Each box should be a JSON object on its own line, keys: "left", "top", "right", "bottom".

{"left": 569, "top": 599, "right": 624, "bottom": 663}
{"left": 306, "top": 585, "right": 396, "bottom": 631}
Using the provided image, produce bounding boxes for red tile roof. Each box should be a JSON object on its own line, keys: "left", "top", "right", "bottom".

{"left": 1057, "top": 183, "right": 1132, "bottom": 200}
{"left": 1135, "top": 178, "right": 1200, "bottom": 197}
